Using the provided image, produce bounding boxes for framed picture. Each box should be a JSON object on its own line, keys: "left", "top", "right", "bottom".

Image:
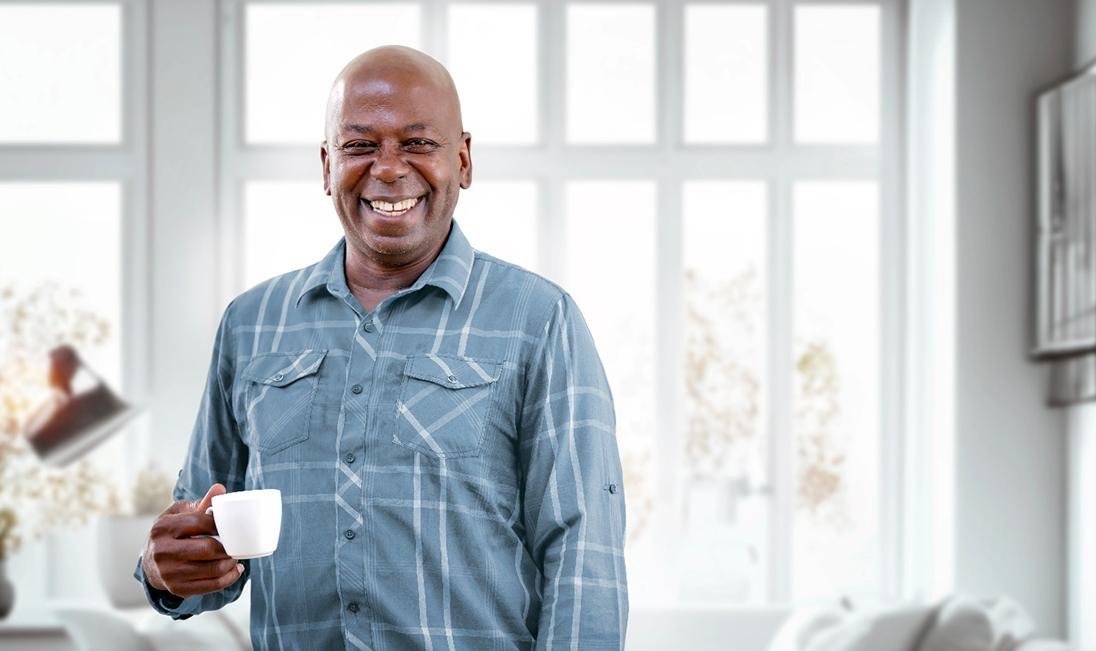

{"left": 1034, "top": 59, "right": 1096, "bottom": 358}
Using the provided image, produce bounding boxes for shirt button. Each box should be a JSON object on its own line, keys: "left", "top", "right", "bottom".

{"left": 608, "top": 483, "right": 618, "bottom": 494}
{"left": 347, "top": 602, "right": 359, "bottom": 614}
{"left": 362, "top": 320, "right": 373, "bottom": 332}
{"left": 351, "top": 384, "right": 363, "bottom": 394}
{"left": 344, "top": 452, "right": 355, "bottom": 464}
{"left": 273, "top": 373, "right": 284, "bottom": 382}
{"left": 344, "top": 529, "right": 356, "bottom": 540}
{"left": 447, "top": 375, "right": 458, "bottom": 383}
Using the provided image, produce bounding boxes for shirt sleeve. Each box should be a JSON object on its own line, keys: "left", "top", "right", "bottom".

{"left": 135, "top": 299, "right": 252, "bottom": 618}
{"left": 519, "top": 293, "right": 629, "bottom": 650}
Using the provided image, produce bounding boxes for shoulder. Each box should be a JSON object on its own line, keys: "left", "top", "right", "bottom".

{"left": 468, "top": 250, "right": 596, "bottom": 348}
{"left": 221, "top": 263, "right": 321, "bottom": 328}
{"left": 469, "top": 250, "right": 576, "bottom": 323}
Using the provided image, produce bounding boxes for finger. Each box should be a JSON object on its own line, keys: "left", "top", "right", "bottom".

{"left": 147, "top": 536, "right": 229, "bottom": 569}
{"left": 173, "top": 563, "right": 245, "bottom": 597}
{"left": 160, "top": 499, "right": 194, "bottom": 517}
{"left": 169, "top": 535, "right": 232, "bottom": 561}
{"left": 174, "top": 558, "right": 240, "bottom": 582}
{"left": 161, "top": 512, "right": 219, "bottom": 539}
{"left": 195, "top": 483, "right": 226, "bottom": 514}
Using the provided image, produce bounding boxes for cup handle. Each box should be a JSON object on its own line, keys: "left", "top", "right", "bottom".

{"left": 204, "top": 507, "right": 222, "bottom": 544}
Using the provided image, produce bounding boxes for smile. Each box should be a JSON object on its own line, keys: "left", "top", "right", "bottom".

{"left": 365, "top": 195, "right": 424, "bottom": 217}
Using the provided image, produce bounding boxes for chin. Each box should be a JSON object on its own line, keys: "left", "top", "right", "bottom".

{"left": 359, "top": 231, "right": 422, "bottom": 259}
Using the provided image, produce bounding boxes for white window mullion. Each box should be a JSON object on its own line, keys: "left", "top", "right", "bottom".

{"left": 878, "top": 0, "right": 908, "bottom": 602}
{"left": 424, "top": 0, "right": 445, "bottom": 61}
{"left": 219, "top": 0, "right": 244, "bottom": 307}
{"left": 120, "top": 0, "right": 150, "bottom": 407}
{"left": 654, "top": 0, "right": 686, "bottom": 600}
{"left": 540, "top": 0, "right": 564, "bottom": 282}
{"left": 768, "top": 0, "right": 794, "bottom": 604}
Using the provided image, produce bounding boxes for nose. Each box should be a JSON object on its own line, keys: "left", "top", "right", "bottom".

{"left": 370, "top": 143, "right": 410, "bottom": 183}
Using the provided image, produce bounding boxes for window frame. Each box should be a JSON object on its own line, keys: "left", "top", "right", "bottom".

{"left": 0, "top": 0, "right": 150, "bottom": 605}
{"left": 218, "top": 0, "right": 908, "bottom": 605}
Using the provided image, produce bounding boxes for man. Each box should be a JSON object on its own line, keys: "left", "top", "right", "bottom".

{"left": 135, "top": 45, "right": 628, "bottom": 650}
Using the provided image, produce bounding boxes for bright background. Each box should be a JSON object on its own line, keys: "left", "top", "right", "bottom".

{"left": 0, "top": 0, "right": 1089, "bottom": 649}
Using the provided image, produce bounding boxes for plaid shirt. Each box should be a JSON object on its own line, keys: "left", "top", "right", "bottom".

{"left": 135, "top": 218, "right": 628, "bottom": 650}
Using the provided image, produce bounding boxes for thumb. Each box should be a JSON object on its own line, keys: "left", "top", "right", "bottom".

{"left": 195, "top": 483, "right": 227, "bottom": 514}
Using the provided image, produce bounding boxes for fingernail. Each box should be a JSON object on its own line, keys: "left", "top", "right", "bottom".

{"left": 236, "top": 563, "right": 244, "bottom": 573}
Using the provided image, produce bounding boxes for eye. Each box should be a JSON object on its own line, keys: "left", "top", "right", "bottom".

{"left": 341, "top": 141, "right": 376, "bottom": 153}
{"left": 403, "top": 138, "right": 438, "bottom": 153}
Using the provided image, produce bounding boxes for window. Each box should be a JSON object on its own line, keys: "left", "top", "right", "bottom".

{"left": 0, "top": 4, "right": 122, "bottom": 143}
{"left": 225, "top": 0, "right": 903, "bottom": 606}
{"left": 0, "top": 0, "right": 149, "bottom": 607}
{"left": 0, "top": 0, "right": 145, "bottom": 448}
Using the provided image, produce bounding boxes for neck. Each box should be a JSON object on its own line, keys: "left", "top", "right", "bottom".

{"left": 343, "top": 237, "right": 446, "bottom": 311}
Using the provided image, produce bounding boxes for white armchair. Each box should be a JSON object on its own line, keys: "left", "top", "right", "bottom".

{"left": 49, "top": 596, "right": 251, "bottom": 651}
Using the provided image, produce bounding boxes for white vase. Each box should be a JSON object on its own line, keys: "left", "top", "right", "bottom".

{"left": 96, "top": 514, "right": 155, "bottom": 608}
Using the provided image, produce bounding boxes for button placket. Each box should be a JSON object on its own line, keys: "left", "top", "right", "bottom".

{"left": 336, "top": 301, "right": 378, "bottom": 647}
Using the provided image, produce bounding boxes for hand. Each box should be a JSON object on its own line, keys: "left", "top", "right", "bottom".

{"left": 141, "top": 483, "right": 244, "bottom": 598}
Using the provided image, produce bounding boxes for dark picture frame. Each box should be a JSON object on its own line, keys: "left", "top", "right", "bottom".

{"left": 1034, "top": 58, "right": 1096, "bottom": 358}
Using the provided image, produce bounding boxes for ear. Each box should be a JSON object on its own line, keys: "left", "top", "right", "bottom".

{"left": 320, "top": 141, "right": 332, "bottom": 196}
{"left": 458, "top": 131, "right": 472, "bottom": 190}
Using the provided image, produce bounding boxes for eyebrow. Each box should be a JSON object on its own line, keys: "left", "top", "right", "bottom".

{"left": 341, "top": 122, "right": 435, "bottom": 135}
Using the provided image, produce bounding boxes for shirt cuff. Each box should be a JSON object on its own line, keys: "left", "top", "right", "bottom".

{"left": 132, "top": 555, "right": 196, "bottom": 620}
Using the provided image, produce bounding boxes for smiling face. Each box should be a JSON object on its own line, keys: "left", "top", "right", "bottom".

{"left": 321, "top": 48, "right": 472, "bottom": 267}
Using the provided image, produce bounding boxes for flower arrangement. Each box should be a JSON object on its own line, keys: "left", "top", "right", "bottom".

{"left": 0, "top": 281, "right": 121, "bottom": 560}
{"left": 130, "top": 461, "right": 175, "bottom": 517}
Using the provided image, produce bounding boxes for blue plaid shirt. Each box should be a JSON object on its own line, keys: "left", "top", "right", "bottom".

{"left": 135, "top": 218, "right": 628, "bottom": 650}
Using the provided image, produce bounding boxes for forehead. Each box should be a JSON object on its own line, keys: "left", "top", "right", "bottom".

{"left": 333, "top": 74, "right": 457, "bottom": 134}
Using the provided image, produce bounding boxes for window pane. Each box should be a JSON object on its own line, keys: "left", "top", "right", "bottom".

{"left": 792, "top": 181, "right": 880, "bottom": 601}
{"left": 681, "top": 181, "right": 768, "bottom": 603}
{"left": 243, "top": 181, "right": 345, "bottom": 288}
{"left": 563, "top": 181, "right": 657, "bottom": 598}
{"left": 448, "top": 4, "right": 538, "bottom": 145}
{"left": 0, "top": 5, "right": 121, "bottom": 143}
{"left": 0, "top": 183, "right": 122, "bottom": 389}
{"left": 453, "top": 181, "right": 539, "bottom": 273}
{"left": 245, "top": 3, "right": 421, "bottom": 145}
{"left": 684, "top": 5, "right": 767, "bottom": 144}
{"left": 794, "top": 5, "right": 880, "bottom": 144}
{"left": 566, "top": 4, "right": 655, "bottom": 144}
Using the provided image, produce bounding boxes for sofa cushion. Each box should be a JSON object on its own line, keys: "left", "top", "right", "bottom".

{"left": 917, "top": 596, "right": 1036, "bottom": 651}
{"left": 768, "top": 602, "right": 935, "bottom": 651}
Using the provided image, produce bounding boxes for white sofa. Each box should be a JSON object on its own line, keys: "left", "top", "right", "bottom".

{"left": 626, "top": 596, "right": 1073, "bottom": 651}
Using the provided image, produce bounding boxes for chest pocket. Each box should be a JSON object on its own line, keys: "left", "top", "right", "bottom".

{"left": 242, "top": 350, "right": 327, "bottom": 454}
{"left": 394, "top": 354, "right": 503, "bottom": 459}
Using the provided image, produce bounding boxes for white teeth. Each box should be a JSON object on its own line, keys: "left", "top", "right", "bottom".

{"left": 369, "top": 196, "right": 420, "bottom": 215}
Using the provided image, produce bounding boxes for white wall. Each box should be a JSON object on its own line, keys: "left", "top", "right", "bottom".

{"left": 952, "top": 0, "right": 1073, "bottom": 637}
{"left": 1079, "top": 0, "right": 1096, "bottom": 67}
{"left": 1068, "top": 1, "right": 1096, "bottom": 646}
{"left": 148, "top": 0, "right": 222, "bottom": 471}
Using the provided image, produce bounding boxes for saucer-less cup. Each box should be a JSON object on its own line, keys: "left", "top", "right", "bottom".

{"left": 205, "top": 489, "right": 282, "bottom": 559}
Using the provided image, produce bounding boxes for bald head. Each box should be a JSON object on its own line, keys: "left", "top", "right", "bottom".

{"left": 320, "top": 45, "right": 473, "bottom": 269}
{"left": 325, "top": 45, "right": 463, "bottom": 143}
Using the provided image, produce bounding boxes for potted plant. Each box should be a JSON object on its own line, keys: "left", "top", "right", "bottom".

{"left": 97, "top": 461, "right": 174, "bottom": 608}
{"left": 0, "top": 281, "right": 121, "bottom": 618}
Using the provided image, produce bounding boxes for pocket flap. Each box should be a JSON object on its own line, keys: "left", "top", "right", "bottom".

{"left": 403, "top": 354, "right": 502, "bottom": 389}
{"left": 243, "top": 350, "right": 327, "bottom": 387}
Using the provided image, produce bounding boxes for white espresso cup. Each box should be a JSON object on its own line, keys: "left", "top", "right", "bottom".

{"left": 205, "top": 489, "right": 282, "bottom": 559}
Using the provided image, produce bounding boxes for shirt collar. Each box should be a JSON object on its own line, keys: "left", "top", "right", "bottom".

{"left": 295, "top": 218, "right": 475, "bottom": 310}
